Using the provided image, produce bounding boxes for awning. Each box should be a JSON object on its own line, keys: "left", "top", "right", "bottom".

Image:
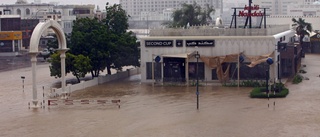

{"left": 162, "top": 51, "right": 197, "bottom": 59}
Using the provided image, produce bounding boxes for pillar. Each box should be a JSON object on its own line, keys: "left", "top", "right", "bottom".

{"left": 57, "top": 49, "right": 68, "bottom": 99}
{"left": 30, "top": 52, "right": 39, "bottom": 108}
{"left": 12, "top": 40, "right": 15, "bottom": 52}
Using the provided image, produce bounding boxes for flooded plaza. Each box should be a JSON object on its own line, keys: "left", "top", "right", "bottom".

{"left": 1, "top": 55, "right": 320, "bottom": 137}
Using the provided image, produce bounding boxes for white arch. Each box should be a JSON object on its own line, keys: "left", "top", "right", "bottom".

{"left": 29, "top": 20, "right": 68, "bottom": 108}
{"left": 30, "top": 20, "right": 67, "bottom": 52}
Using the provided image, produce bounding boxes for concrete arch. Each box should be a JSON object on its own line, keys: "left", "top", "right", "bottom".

{"left": 29, "top": 20, "right": 68, "bottom": 108}
{"left": 30, "top": 20, "right": 67, "bottom": 52}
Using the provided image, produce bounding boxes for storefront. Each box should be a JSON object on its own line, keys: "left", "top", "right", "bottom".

{"left": 140, "top": 26, "right": 297, "bottom": 84}
{"left": 0, "top": 31, "right": 23, "bottom": 56}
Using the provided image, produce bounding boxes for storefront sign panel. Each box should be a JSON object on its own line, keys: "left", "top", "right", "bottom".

{"left": 145, "top": 40, "right": 173, "bottom": 47}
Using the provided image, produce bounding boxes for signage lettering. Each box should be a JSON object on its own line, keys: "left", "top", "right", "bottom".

{"left": 145, "top": 40, "right": 173, "bottom": 47}
{"left": 186, "top": 40, "right": 215, "bottom": 47}
{"left": 238, "top": 4, "right": 263, "bottom": 17}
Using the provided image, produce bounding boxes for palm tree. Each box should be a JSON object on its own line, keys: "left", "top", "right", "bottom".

{"left": 162, "top": 2, "right": 215, "bottom": 28}
{"left": 292, "top": 18, "right": 312, "bottom": 56}
{"left": 292, "top": 18, "right": 312, "bottom": 44}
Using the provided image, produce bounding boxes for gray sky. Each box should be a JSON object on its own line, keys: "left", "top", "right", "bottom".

{"left": 1, "top": 0, "right": 119, "bottom": 10}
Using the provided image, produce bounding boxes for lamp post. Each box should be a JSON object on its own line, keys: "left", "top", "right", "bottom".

{"left": 21, "top": 76, "right": 25, "bottom": 92}
{"left": 195, "top": 51, "right": 200, "bottom": 110}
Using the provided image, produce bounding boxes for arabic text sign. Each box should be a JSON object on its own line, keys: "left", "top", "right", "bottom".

{"left": 0, "top": 31, "right": 22, "bottom": 40}
{"left": 186, "top": 40, "right": 215, "bottom": 47}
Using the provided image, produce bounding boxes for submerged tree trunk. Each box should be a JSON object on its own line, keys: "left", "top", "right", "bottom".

{"left": 106, "top": 65, "right": 112, "bottom": 75}
{"left": 76, "top": 75, "right": 80, "bottom": 83}
{"left": 91, "top": 71, "right": 94, "bottom": 79}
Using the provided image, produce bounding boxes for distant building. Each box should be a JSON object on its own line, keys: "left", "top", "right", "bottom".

{"left": 120, "top": 0, "right": 223, "bottom": 21}
{"left": 254, "top": 0, "right": 320, "bottom": 15}
{"left": 0, "top": 15, "right": 23, "bottom": 56}
{"left": 0, "top": 0, "right": 97, "bottom": 51}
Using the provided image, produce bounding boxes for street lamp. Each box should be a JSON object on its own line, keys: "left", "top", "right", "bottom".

{"left": 21, "top": 76, "right": 25, "bottom": 92}
{"left": 195, "top": 51, "right": 200, "bottom": 110}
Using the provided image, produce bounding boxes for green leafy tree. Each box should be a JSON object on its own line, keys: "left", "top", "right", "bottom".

{"left": 70, "top": 17, "right": 110, "bottom": 77}
{"left": 48, "top": 53, "right": 92, "bottom": 83}
{"left": 68, "top": 3, "right": 140, "bottom": 77}
{"left": 49, "top": 53, "right": 63, "bottom": 78}
{"left": 292, "top": 18, "right": 313, "bottom": 44}
{"left": 103, "top": 3, "right": 140, "bottom": 74}
{"left": 70, "top": 54, "right": 92, "bottom": 82}
{"left": 163, "top": 2, "right": 215, "bottom": 28}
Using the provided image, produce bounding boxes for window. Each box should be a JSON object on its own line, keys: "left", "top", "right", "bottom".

{"left": 146, "top": 62, "right": 162, "bottom": 80}
{"left": 16, "top": 9, "right": 21, "bottom": 15}
{"left": 26, "top": 8, "right": 30, "bottom": 15}
{"left": 188, "top": 63, "right": 205, "bottom": 80}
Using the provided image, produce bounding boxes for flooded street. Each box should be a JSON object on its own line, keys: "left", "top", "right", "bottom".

{"left": 1, "top": 54, "right": 320, "bottom": 137}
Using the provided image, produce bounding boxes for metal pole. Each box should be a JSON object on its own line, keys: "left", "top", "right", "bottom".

{"left": 23, "top": 79, "right": 24, "bottom": 92}
{"left": 196, "top": 51, "right": 199, "bottom": 110}
{"left": 249, "top": 0, "right": 252, "bottom": 28}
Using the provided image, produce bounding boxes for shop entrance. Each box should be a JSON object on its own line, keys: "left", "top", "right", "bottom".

{"left": 163, "top": 58, "right": 185, "bottom": 82}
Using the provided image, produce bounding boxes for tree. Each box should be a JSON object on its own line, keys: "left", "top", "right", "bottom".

{"left": 48, "top": 53, "right": 92, "bottom": 83}
{"left": 67, "top": 3, "right": 140, "bottom": 78}
{"left": 163, "top": 2, "right": 215, "bottom": 28}
{"left": 292, "top": 18, "right": 312, "bottom": 43}
{"left": 69, "top": 17, "right": 110, "bottom": 77}
{"left": 292, "top": 18, "right": 313, "bottom": 55}
{"left": 103, "top": 3, "right": 140, "bottom": 74}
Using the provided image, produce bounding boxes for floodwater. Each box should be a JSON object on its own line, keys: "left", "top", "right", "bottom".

{"left": 1, "top": 54, "right": 320, "bottom": 137}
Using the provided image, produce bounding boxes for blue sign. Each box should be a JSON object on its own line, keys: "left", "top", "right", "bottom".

{"left": 266, "top": 58, "right": 273, "bottom": 65}
{"left": 239, "top": 55, "right": 244, "bottom": 63}
{"left": 196, "top": 91, "right": 199, "bottom": 96}
{"left": 155, "top": 56, "right": 161, "bottom": 63}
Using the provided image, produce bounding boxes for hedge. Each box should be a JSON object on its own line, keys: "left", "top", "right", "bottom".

{"left": 250, "top": 87, "right": 289, "bottom": 98}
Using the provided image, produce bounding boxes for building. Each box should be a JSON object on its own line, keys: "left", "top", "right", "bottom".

{"left": 254, "top": 0, "right": 320, "bottom": 15}
{"left": 0, "top": 1, "right": 54, "bottom": 19}
{"left": 120, "top": 0, "right": 223, "bottom": 21}
{"left": 139, "top": 25, "right": 300, "bottom": 84}
{"left": 0, "top": 15, "right": 23, "bottom": 56}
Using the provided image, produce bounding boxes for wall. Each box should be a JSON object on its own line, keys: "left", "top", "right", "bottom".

{"left": 49, "top": 68, "right": 141, "bottom": 98}
{"left": 267, "top": 16, "right": 320, "bottom": 31}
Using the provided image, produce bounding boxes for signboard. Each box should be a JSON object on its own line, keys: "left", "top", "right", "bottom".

{"left": 176, "top": 40, "right": 183, "bottom": 47}
{"left": 238, "top": 5, "right": 263, "bottom": 17}
{"left": 186, "top": 40, "right": 215, "bottom": 47}
{"left": 0, "top": 31, "right": 23, "bottom": 40}
{"left": 145, "top": 40, "right": 173, "bottom": 47}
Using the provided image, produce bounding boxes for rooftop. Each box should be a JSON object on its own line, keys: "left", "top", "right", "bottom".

{"left": 149, "top": 25, "right": 290, "bottom": 37}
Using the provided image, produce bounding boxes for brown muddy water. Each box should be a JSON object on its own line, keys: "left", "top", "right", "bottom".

{"left": 1, "top": 54, "right": 320, "bottom": 137}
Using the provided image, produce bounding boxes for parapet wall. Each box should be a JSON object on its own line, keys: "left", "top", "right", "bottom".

{"left": 49, "top": 68, "right": 141, "bottom": 97}
{"left": 149, "top": 24, "right": 290, "bottom": 36}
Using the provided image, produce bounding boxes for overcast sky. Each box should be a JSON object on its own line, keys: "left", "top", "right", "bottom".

{"left": 1, "top": 0, "right": 119, "bottom": 10}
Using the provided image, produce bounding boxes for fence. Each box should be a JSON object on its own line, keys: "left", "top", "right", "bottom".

{"left": 49, "top": 68, "right": 141, "bottom": 98}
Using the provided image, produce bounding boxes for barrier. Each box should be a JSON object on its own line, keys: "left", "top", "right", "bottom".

{"left": 47, "top": 99, "right": 121, "bottom": 108}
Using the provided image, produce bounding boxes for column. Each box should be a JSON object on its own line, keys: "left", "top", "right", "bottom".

{"left": 12, "top": 40, "right": 15, "bottom": 52}
{"left": 30, "top": 52, "right": 38, "bottom": 108}
{"left": 57, "top": 49, "right": 68, "bottom": 99}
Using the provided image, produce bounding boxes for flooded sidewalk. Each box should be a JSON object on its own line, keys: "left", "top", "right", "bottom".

{"left": 0, "top": 54, "right": 320, "bottom": 137}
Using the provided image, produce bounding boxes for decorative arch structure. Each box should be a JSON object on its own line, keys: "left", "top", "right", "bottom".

{"left": 29, "top": 20, "right": 68, "bottom": 107}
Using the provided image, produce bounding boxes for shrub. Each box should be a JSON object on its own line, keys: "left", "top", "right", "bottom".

{"left": 292, "top": 75, "right": 303, "bottom": 84}
{"left": 223, "top": 80, "right": 265, "bottom": 87}
{"left": 250, "top": 86, "right": 289, "bottom": 98}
